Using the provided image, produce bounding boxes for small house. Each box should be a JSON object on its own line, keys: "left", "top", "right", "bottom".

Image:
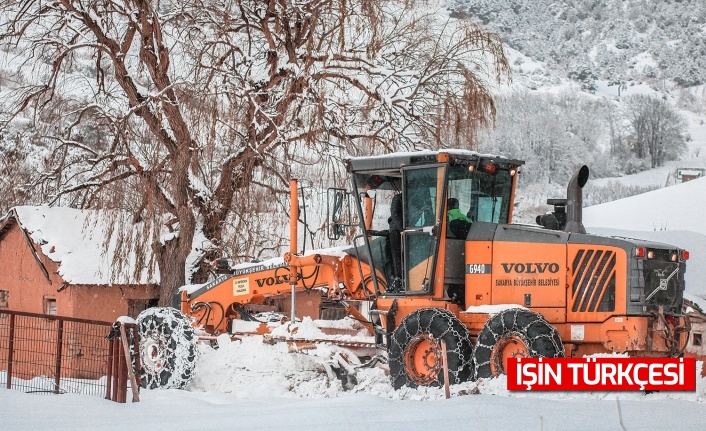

{"left": 0, "top": 206, "right": 159, "bottom": 321}
{"left": 684, "top": 297, "right": 706, "bottom": 376}
{"left": 677, "top": 168, "right": 706, "bottom": 183}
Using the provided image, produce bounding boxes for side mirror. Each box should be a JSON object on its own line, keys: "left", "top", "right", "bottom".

{"left": 327, "top": 188, "right": 353, "bottom": 240}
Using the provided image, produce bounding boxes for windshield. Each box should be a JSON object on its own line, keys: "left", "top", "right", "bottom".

{"left": 447, "top": 166, "right": 513, "bottom": 224}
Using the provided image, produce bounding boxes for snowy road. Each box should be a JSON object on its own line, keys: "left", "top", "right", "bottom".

{"left": 2, "top": 387, "right": 706, "bottom": 431}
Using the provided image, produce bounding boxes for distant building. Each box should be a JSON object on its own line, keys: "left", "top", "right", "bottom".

{"left": 677, "top": 168, "right": 706, "bottom": 183}
{"left": 0, "top": 206, "right": 159, "bottom": 321}
{"left": 684, "top": 298, "right": 706, "bottom": 376}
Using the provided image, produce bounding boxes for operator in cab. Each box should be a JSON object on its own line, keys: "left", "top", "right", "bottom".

{"left": 447, "top": 198, "right": 472, "bottom": 238}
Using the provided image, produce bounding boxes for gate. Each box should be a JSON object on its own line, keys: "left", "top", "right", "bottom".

{"left": 0, "top": 310, "right": 138, "bottom": 402}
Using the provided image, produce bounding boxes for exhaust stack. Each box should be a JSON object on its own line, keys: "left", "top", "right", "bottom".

{"left": 564, "top": 165, "right": 589, "bottom": 234}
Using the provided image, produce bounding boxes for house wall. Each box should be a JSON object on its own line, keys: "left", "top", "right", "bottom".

{"left": 682, "top": 174, "right": 701, "bottom": 183}
{"left": 69, "top": 283, "right": 159, "bottom": 321}
{"left": 685, "top": 318, "right": 706, "bottom": 377}
{"left": 0, "top": 223, "right": 66, "bottom": 315}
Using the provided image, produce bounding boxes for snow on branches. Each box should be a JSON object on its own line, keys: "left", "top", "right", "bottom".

{"left": 0, "top": 0, "right": 508, "bottom": 303}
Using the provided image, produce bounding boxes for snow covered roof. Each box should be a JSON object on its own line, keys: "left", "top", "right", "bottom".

{"left": 345, "top": 150, "right": 524, "bottom": 174}
{"left": 1, "top": 206, "right": 159, "bottom": 286}
{"left": 677, "top": 168, "right": 705, "bottom": 179}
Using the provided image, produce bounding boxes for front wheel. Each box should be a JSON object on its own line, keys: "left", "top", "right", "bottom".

{"left": 388, "top": 308, "right": 474, "bottom": 389}
{"left": 474, "top": 308, "right": 563, "bottom": 379}
{"left": 136, "top": 307, "right": 199, "bottom": 389}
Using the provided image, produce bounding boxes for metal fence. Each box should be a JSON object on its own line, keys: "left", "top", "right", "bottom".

{"left": 0, "top": 310, "right": 137, "bottom": 402}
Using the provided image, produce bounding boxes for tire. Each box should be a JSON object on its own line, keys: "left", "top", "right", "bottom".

{"left": 136, "top": 307, "right": 199, "bottom": 389}
{"left": 388, "top": 308, "right": 474, "bottom": 389}
{"left": 474, "top": 308, "right": 563, "bottom": 379}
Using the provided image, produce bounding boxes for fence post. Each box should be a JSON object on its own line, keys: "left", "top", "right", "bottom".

{"left": 441, "top": 340, "right": 450, "bottom": 399}
{"left": 7, "top": 313, "right": 15, "bottom": 389}
{"left": 55, "top": 319, "right": 64, "bottom": 394}
{"left": 119, "top": 323, "right": 140, "bottom": 402}
{"left": 111, "top": 338, "right": 120, "bottom": 402}
{"left": 117, "top": 342, "right": 126, "bottom": 403}
{"left": 106, "top": 338, "right": 114, "bottom": 400}
{"left": 132, "top": 324, "right": 141, "bottom": 388}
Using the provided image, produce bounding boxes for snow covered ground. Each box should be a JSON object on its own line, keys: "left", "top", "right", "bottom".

{"left": 2, "top": 334, "right": 706, "bottom": 431}
{"left": 2, "top": 380, "right": 706, "bottom": 430}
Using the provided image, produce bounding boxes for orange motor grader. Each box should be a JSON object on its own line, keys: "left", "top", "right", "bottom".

{"left": 148, "top": 150, "right": 689, "bottom": 390}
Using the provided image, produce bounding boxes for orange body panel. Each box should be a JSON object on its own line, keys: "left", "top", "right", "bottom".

{"left": 490, "top": 241, "right": 567, "bottom": 308}
{"left": 465, "top": 240, "right": 494, "bottom": 306}
{"left": 556, "top": 315, "right": 682, "bottom": 357}
{"left": 181, "top": 254, "right": 378, "bottom": 333}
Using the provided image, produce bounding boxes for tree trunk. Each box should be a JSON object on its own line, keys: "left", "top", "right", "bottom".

{"left": 155, "top": 209, "right": 197, "bottom": 306}
{"left": 156, "top": 239, "right": 192, "bottom": 306}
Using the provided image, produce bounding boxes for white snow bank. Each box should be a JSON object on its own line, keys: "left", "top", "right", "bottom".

{"left": 589, "top": 165, "right": 673, "bottom": 188}
{"left": 188, "top": 336, "right": 379, "bottom": 398}
{"left": 185, "top": 331, "right": 706, "bottom": 403}
{"left": 269, "top": 317, "right": 372, "bottom": 342}
{"left": 584, "top": 176, "right": 706, "bottom": 235}
{"left": 465, "top": 304, "right": 527, "bottom": 314}
{"left": 2, "top": 380, "right": 706, "bottom": 431}
{"left": 186, "top": 334, "right": 706, "bottom": 405}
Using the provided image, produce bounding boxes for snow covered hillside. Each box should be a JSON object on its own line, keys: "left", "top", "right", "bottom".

{"left": 454, "top": 0, "right": 706, "bottom": 88}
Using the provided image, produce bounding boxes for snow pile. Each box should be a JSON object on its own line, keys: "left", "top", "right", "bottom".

{"left": 465, "top": 304, "right": 527, "bottom": 314}
{"left": 186, "top": 335, "right": 706, "bottom": 403}
{"left": 188, "top": 336, "right": 387, "bottom": 399}
{"left": 584, "top": 176, "right": 706, "bottom": 235}
{"left": 187, "top": 334, "right": 483, "bottom": 400}
{"left": 269, "top": 317, "right": 372, "bottom": 342}
{"left": 8, "top": 206, "right": 158, "bottom": 285}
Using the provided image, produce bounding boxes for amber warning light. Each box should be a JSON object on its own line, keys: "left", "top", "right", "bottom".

{"left": 506, "top": 357, "right": 696, "bottom": 391}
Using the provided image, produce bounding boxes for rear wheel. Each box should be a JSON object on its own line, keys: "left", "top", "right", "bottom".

{"left": 136, "top": 307, "right": 199, "bottom": 389}
{"left": 474, "top": 308, "right": 563, "bottom": 379}
{"left": 388, "top": 308, "right": 473, "bottom": 389}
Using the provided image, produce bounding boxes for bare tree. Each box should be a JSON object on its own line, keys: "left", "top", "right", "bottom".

{"left": 0, "top": 137, "right": 36, "bottom": 215}
{"left": 623, "top": 94, "right": 688, "bottom": 168}
{"left": 0, "top": 0, "right": 508, "bottom": 304}
{"left": 479, "top": 91, "right": 608, "bottom": 185}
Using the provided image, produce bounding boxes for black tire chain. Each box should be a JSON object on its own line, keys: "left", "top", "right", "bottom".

{"left": 474, "top": 308, "right": 564, "bottom": 379}
{"left": 388, "top": 308, "right": 474, "bottom": 389}
{"left": 136, "top": 307, "right": 199, "bottom": 389}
